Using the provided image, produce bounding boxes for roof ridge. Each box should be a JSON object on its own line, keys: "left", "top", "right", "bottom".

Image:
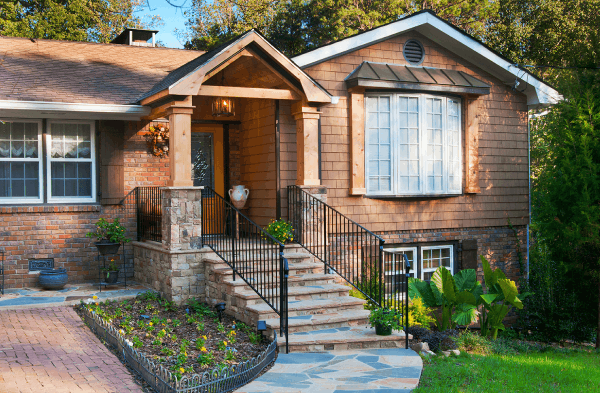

{"left": 0, "top": 35, "right": 203, "bottom": 53}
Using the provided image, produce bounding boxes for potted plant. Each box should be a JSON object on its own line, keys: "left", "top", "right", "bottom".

{"left": 86, "top": 217, "right": 130, "bottom": 255}
{"left": 369, "top": 307, "right": 403, "bottom": 336}
{"left": 101, "top": 259, "right": 120, "bottom": 284}
{"left": 263, "top": 219, "right": 294, "bottom": 244}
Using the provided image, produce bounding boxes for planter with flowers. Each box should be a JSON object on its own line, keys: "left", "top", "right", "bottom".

{"left": 369, "top": 307, "right": 403, "bottom": 336}
{"left": 263, "top": 219, "right": 294, "bottom": 245}
{"left": 100, "top": 259, "right": 120, "bottom": 284}
{"left": 86, "top": 217, "right": 130, "bottom": 255}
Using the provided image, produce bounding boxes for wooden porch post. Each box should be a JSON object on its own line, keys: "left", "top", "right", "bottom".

{"left": 166, "top": 98, "right": 195, "bottom": 187}
{"left": 292, "top": 102, "right": 321, "bottom": 186}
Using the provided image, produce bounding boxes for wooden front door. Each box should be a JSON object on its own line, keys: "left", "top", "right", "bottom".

{"left": 192, "top": 125, "right": 225, "bottom": 235}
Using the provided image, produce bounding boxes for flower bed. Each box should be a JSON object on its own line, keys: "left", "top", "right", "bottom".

{"left": 79, "top": 292, "right": 276, "bottom": 392}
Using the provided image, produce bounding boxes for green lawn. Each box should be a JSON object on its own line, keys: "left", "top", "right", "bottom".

{"left": 414, "top": 349, "right": 600, "bottom": 393}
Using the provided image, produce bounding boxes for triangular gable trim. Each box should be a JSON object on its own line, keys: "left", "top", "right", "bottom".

{"left": 155, "top": 30, "right": 331, "bottom": 104}
{"left": 291, "top": 11, "right": 562, "bottom": 108}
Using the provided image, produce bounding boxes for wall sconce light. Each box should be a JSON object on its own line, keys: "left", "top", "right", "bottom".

{"left": 212, "top": 96, "right": 235, "bottom": 117}
{"left": 147, "top": 125, "right": 169, "bottom": 157}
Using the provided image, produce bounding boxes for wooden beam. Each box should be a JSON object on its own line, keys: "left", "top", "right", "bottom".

{"left": 142, "top": 96, "right": 194, "bottom": 120}
{"left": 204, "top": 49, "right": 253, "bottom": 82}
{"left": 197, "top": 85, "right": 302, "bottom": 100}
{"left": 350, "top": 92, "right": 366, "bottom": 195}
{"left": 140, "top": 89, "right": 170, "bottom": 106}
{"left": 245, "top": 47, "right": 305, "bottom": 98}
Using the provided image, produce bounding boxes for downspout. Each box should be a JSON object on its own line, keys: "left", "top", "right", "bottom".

{"left": 527, "top": 113, "right": 531, "bottom": 281}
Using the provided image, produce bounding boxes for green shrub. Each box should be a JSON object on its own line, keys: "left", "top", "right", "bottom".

{"left": 263, "top": 219, "right": 294, "bottom": 244}
{"left": 453, "top": 330, "right": 491, "bottom": 355}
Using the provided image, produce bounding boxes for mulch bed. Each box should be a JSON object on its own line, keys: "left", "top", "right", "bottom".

{"left": 77, "top": 292, "right": 272, "bottom": 385}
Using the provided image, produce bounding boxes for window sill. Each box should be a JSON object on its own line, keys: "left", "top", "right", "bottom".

{"left": 0, "top": 204, "right": 102, "bottom": 214}
{"left": 365, "top": 193, "right": 462, "bottom": 199}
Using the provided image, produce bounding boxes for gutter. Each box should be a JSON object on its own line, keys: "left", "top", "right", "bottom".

{"left": 0, "top": 100, "right": 150, "bottom": 121}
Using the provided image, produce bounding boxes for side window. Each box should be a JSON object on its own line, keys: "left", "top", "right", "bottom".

{"left": 47, "top": 121, "right": 95, "bottom": 203}
{"left": 421, "top": 245, "right": 453, "bottom": 280}
{"left": 0, "top": 120, "right": 43, "bottom": 203}
{"left": 383, "top": 247, "right": 417, "bottom": 297}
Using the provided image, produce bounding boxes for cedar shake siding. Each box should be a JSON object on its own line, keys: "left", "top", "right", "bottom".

{"left": 292, "top": 32, "right": 529, "bottom": 232}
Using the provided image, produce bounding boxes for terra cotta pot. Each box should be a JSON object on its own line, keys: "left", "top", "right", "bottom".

{"left": 229, "top": 185, "right": 249, "bottom": 209}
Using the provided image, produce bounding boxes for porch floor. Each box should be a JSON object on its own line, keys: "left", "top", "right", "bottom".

{"left": 0, "top": 282, "right": 151, "bottom": 309}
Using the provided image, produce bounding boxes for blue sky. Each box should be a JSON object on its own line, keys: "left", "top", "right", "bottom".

{"left": 135, "top": 0, "right": 193, "bottom": 48}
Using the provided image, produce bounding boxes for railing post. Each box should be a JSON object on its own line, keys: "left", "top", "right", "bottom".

{"left": 404, "top": 253, "right": 410, "bottom": 349}
{"left": 135, "top": 187, "right": 141, "bottom": 241}
{"left": 378, "top": 239, "right": 384, "bottom": 308}
{"left": 231, "top": 206, "right": 236, "bottom": 282}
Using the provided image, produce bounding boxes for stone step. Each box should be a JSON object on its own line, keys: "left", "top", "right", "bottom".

{"left": 264, "top": 308, "right": 370, "bottom": 333}
{"left": 221, "top": 273, "right": 337, "bottom": 290}
{"left": 245, "top": 296, "right": 366, "bottom": 320}
{"left": 211, "top": 261, "right": 325, "bottom": 280}
{"left": 234, "top": 283, "right": 351, "bottom": 306}
{"left": 276, "top": 326, "right": 412, "bottom": 352}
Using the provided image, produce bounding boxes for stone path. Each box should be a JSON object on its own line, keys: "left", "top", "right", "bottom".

{"left": 0, "top": 306, "right": 144, "bottom": 393}
{"left": 236, "top": 348, "right": 422, "bottom": 393}
{"left": 0, "top": 283, "right": 150, "bottom": 309}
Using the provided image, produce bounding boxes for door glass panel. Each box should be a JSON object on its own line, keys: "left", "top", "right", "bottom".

{"left": 191, "top": 133, "right": 214, "bottom": 188}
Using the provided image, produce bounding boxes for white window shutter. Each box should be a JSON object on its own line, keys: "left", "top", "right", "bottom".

{"left": 397, "top": 96, "right": 420, "bottom": 193}
{"left": 366, "top": 96, "right": 392, "bottom": 194}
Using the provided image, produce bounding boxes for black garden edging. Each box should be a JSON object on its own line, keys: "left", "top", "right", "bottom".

{"left": 80, "top": 306, "right": 277, "bottom": 393}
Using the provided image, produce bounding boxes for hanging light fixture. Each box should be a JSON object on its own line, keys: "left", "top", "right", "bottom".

{"left": 212, "top": 96, "right": 235, "bottom": 117}
{"left": 212, "top": 72, "right": 235, "bottom": 117}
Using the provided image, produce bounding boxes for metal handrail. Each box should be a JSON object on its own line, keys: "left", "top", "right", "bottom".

{"left": 201, "top": 187, "right": 289, "bottom": 353}
{"left": 288, "top": 185, "right": 410, "bottom": 348}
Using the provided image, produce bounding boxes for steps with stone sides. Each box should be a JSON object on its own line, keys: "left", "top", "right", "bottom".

{"left": 203, "top": 246, "right": 410, "bottom": 352}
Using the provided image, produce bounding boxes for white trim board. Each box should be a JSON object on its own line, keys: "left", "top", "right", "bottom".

{"left": 291, "top": 11, "right": 562, "bottom": 108}
{"left": 0, "top": 100, "right": 150, "bottom": 121}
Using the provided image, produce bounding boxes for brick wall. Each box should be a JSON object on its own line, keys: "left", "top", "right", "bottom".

{"left": 0, "top": 120, "right": 171, "bottom": 289}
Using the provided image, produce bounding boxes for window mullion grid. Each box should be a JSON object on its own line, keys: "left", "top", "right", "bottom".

{"left": 443, "top": 97, "right": 448, "bottom": 194}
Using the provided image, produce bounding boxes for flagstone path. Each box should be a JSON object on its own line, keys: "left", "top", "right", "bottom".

{"left": 236, "top": 348, "right": 422, "bottom": 393}
{"left": 0, "top": 306, "right": 144, "bottom": 393}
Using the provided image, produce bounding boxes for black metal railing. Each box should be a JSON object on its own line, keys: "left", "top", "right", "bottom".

{"left": 201, "top": 187, "right": 289, "bottom": 353}
{"left": 288, "top": 185, "right": 410, "bottom": 347}
{"left": 136, "top": 187, "right": 162, "bottom": 242}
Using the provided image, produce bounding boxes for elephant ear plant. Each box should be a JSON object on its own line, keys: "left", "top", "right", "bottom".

{"left": 409, "top": 267, "right": 482, "bottom": 331}
{"left": 477, "top": 256, "right": 524, "bottom": 339}
{"left": 408, "top": 258, "right": 525, "bottom": 339}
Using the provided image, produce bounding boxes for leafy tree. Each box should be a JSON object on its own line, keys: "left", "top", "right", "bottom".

{"left": 530, "top": 70, "right": 600, "bottom": 347}
{"left": 0, "top": 0, "right": 161, "bottom": 43}
{"left": 183, "top": 0, "right": 495, "bottom": 55}
{"left": 482, "top": 0, "right": 600, "bottom": 81}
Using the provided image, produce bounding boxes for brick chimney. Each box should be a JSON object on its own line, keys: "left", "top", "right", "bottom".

{"left": 111, "top": 28, "right": 158, "bottom": 47}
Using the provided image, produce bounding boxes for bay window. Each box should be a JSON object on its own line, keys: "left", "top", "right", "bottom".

{"left": 365, "top": 93, "right": 462, "bottom": 196}
{"left": 0, "top": 119, "right": 96, "bottom": 204}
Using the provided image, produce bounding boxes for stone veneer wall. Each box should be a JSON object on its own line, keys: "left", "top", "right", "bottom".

{"left": 133, "top": 242, "right": 209, "bottom": 303}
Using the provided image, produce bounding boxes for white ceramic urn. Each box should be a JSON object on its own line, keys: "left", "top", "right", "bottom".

{"left": 229, "top": 185, "right": 249, "bottom": 209}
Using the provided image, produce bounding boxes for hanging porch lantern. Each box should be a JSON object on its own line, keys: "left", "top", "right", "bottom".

{"left": 212, "top": 96, "right": 235, "bottom": 117}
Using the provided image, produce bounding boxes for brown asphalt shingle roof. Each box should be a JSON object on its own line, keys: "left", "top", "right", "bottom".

{"left": 0, "top": 36, "right": 204, "bottom": 105}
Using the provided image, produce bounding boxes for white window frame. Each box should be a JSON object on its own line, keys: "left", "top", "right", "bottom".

{"left": 420, "top": 245, "right": 454, "bottom": 280}
{"left": 383, "top": 247, "right": 417, "bottom": 276}
{"left": 46, "top": 120, "right": 96, "bottom": 204}
{"left": 0, "top": 119, "right": 44, "bottom": 204}
{"left": 365, "top": 93, "right": 462, "bottom": 196}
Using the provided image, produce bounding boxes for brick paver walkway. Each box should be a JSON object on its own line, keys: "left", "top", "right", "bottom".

{"left": 0, "top": 306, "right": 144, "bottom": 393}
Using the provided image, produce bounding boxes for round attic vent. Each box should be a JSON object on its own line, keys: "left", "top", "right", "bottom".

{"left": 403, "top": 39, "right": 425, "bottom": 65}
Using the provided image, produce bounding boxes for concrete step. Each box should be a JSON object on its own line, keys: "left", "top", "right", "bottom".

{"left": 276, "top": 326, "right": 412, "bottom": 352}
{"left": 221, "top": 273, "right": 338, "bottom": 290}
{"left": 235, "top": 283, "right": 351, "bottom": 306}
{"left": 245, "top": 296, "right": 367, "bottom": 320}
{"left": 212, "top": 260, "right": 325, "bottom": 279}
{"left": 265, "top": 308, "right": 370, "bottom": 333}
